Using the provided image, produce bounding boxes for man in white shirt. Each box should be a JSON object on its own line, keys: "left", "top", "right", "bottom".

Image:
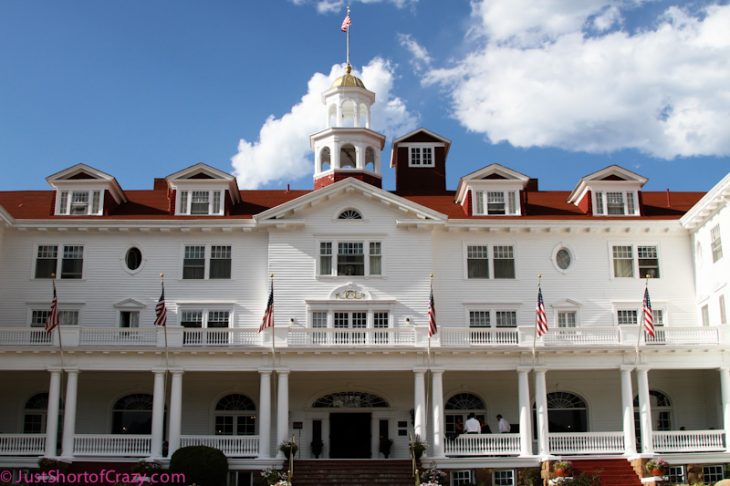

{"left": 497, "top": 414, "right": 511, "bottom": 433}
{"left": 465, "top": 413, "right": 481, "bottom": 433}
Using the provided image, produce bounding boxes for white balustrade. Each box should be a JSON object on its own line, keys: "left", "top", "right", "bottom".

{"left": 79, "top": 327, "right": 157, "bottom": 346}
{"left": 645, "top": 327, "right": 719, "bottom": 346}
{"left": 543, "top": 327, "right": 620, "bottom": 346}
{"left": 73, "top": 434, "right": 151, "bottom": 456}
{"left": 653, "top": 430, "right": 726, "bottom": 452}
{"left": 548, "top": 432, "right": 625, "bottom": 454}
{"left": 0, "top": 434, "right": 46, "bottom": 455}
{"left": 287, "top": 327, "right": 415, "bottom": 346}
{"left": 0, "top": 328, "right": 52, "bottom": 346}
{"left": 439, "top": 328, "right": 519, "bottom": 347}
{"left": 444, "top": 433, "right": 521, "bottom": 456}
{"left": 180, "top": 435, "right": 259, "bottom": 457}
{"left": 182, "top": 328, "right": 262, "bottom": 347}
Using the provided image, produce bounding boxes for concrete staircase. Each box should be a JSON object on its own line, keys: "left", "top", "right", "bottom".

{"left": 572, "top": 458, "right": 643, "bottom": 486}
{"left": 293, "top": 459, "right": 415, "bottom": 486}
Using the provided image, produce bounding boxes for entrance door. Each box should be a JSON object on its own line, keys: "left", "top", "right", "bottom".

{"left": 329, "top": 413, "right": 371, "bottom": 458}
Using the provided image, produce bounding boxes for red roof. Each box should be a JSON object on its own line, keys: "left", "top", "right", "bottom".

{"left": 0, "top": 187, "right": 704, "bottom": 221}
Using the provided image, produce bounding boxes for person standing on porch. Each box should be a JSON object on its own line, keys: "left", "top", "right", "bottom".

{"left": 497, "top": 414, "right": 511, "bottom": 433}
{"left": 465, "top": 413, "right": 481, "bottom": 434}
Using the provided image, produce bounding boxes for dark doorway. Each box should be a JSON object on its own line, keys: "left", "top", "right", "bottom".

{"left": 330, "top": 413, "right": 371, "bottom": 458}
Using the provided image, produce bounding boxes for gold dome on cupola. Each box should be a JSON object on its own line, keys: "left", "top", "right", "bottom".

{"left": 331, "top": 64, "right": 366, "bottom": 89}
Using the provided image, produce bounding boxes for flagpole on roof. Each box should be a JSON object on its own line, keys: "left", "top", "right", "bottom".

{"left": 346, "top": 4, "right": 351, "bottom": 67}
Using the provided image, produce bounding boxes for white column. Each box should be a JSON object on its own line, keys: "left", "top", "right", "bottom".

{"left": 60, "top": 369, "right": 79, "bottom": 458}
{"left": 333, "top": 142, "right": 341, "bottom": 169}
{"left": 413, "top": 368, "right": 427, "bottom": 440}
{"left": 258, "top": 369, "right": 273, "bottom": 459}
{"left": 276, "top": 369, "right": 290, "bottom": 458}
{"left": 620, "top": 366, "right": 637, "bottom": 455}
{"left": 167, "top": 370, "right": 184, "bottom": 457}
{"left": 637, "top": 367, "right": 653, "bottom": 454}
{"left": 534, "top": 368, "right": 549, "bottom": 457}
{"left": 431, "top": 369, "right": 445, "bottom": 458}
{"left": 150, "top": 370, "right": 166, "bottom": 458}
{"left": 518, "top": 367, "right": 533, "bottom": 457}
{"left": 45, "top": 369, "right": 62, "bottom": 457}
{"left": 720, "top": 368, "right": 730, "bottom": 452}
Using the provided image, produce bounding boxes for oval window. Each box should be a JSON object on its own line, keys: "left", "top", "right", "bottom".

{"left": 125, "top": 247, "right": 142, "bottom": 271}
{"left": 555, "top": 248, "right": 572, "bottom": 270}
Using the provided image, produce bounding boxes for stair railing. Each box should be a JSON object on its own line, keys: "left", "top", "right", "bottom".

{"left": 409, "top": 433, "right": 421, "bottom": 486}
{"left": 287, "top": 435, "right": 296, "bottom": 485}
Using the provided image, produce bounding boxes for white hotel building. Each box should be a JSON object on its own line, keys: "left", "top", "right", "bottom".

{"left": 0, "top": 64, "right": 728, "bottom": 484}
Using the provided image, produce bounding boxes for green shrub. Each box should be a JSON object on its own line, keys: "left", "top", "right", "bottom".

{"left": 169, "top": 445, "right": 228, "bottom": 486}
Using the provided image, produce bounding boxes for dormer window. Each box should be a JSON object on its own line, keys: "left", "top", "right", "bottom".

{"left": 57, "top": 190, "right": 103, "bottom": 216}
{"left": 474, "top": 190, "right": 519, "bottom": 216}
{"left": 408, "top": 146, "right": 434, "bottom": 167}
{"left": 593, "top": 191, "right": 638, "bottom": 216}
{"left": 177, "top": 190, "right": 225, "bottom": 216}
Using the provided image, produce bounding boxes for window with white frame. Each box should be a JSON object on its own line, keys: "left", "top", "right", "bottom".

{"left": 176, "top": 189, "right": 226, "bottom": 215}
{"left": 468, "top": 309, "right": 517, "bottom": 328}
{"left": 466, "top": 244, "right": 515, "bottom": 279}
{"left": 182, "top": 245, "right": 232, "bottom": 280}
{"left": 611, "top": 244, "right": 660, "bottom": 278}
{"left": 667, "top": 466, "right": 685, "bottom": 484}
{"left": 56, "top": 189, "right": 103, "bottom": 216}
{"left": 711, "top": 225, "right": 723, "bottom": 262}
{"left": 34, "top": 244, "right": 84, "bottom": 279}
{"left": 617, "top": 309, "right": 638, "bottom": 325}
{"left": 557, "top": 311, "right": 577, "bottom": 328}
{"left": 408, "top": 146, "right": 434, "bottom": 167}
{"left": 702, "top": 304, "right": 710, "bottom": 327}
{"left": 31, "top": 309, "right": 79, "bottom": 327}
{"left": 493, "top": 470, "right": 515, "bottom": 486}
{"left": 653, "top": 309, "right": 665, "bottom": 327}
{"left": 318, "top": 240, "right": 382, "bottom": 276}
{"left": 702, "top": 465, "right": 724, "bottom": 484}
{"left": 593, "top": 191, "right": 639, "bottom": 216}
{"left": 495, "top": 311, "right": 517, "bottom": 327}
{"left": 451, "top": 470, "right": 473, "bottom": 486}
{"left": 469, "top": 310, "right": 490, "bottom": 328}
{"left": 119, "top": 311, "right": 139, "bottom": 328}
{"left": 720, "top": 295, "right": 727, "bottom": 325}
{"left": 473, "top": 190, "right": 519, "bottom": 215}
{"left": 180, "top": 309, "right": 231, "bottom": 345}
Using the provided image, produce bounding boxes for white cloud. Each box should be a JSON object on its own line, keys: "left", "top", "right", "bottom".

{"left": 317, "top": 0, "right": 341, "bottom": 14}
{"left": 291, "top": 0, "right": 418, "bottom": 14}
{"left": 397, "top": 33, "right": 432, "bottom": 71}
{"left": 429, "top": 2, "right": 730, "bottom": 159}
{"left": 231, "top": 58, "right": 418, "bottom": 189}
{"left": 592, "top": 5, "right": 622, "bottom": 32}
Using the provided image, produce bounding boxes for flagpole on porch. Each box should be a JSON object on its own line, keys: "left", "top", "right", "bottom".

{"left": 51, "top": 275, "right": 66, "bottom": 370}
{"left": 270, "top": 274, "right": 276, "bottom": 365}
{"left": 532, "top": 274, "right": 541, "bottom": 366}
{"left": 160, "top": 274, "right": 170, "bottom": 372}
{"left": 635, "top": 275, "right": 650, "bottom": 365}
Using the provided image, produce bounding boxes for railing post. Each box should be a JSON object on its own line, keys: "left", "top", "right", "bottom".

{"left": 60, "top": 369, "right": 79, "bottom": 458}
{"left": 45, "top": 368, "right": 62, "bottom": 457}
{"left": 518, "top": 367, "right": 533, "bottom": 456}
{"left": 720, "top": 367, "right": 730, "bottom": 452}
{"left": 637, "top": 366, "right": 654, "bottom": 454}
{"left": 620, "top": 366, "right": 637, "bottom": 456}
{"left": 258, "top": 369, "right": 272, "bottom": 459}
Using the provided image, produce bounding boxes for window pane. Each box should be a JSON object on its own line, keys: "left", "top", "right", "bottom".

{"left": 507, "top": 191, "right": 516, "bottom": 215}
{"left": 61, "top": 245, "right": 84, "bottom": 279}
{"left": 208, "top": 311, "right": 230, "bottom": 328}
{"left": 702, "top": 305, "right": 710, "bottom": 326}
{"left": 70, "top": 191, "right": 89, "bottom": 215}
{"left": 210, "top": 245, "right": 231, "bottom": 279}
{"left": 469, "top": 311, "right": 490, "bottom": 328}
{"left": 487, "top": 192, "right": 505, "bottom": 215}
{"left": 35, "top": 245, "right": 58, "bottom": 278}
{"left": 475, "top": 191, "right": 485, "bottom": 215}
{"left": 618, "top": 310, "right": 638, "bottom": 325}
{"left": 31, "top": 311, "right": 50, "bottom": 327}
{"left": 712, "top": 225, "right": 723, "bottom": 262}
{"left": 183, "top": 245, "right": 205, "bottom": 279}
{"left": 422, "top": 147, "right": 433, "bottom": 166}
{"left": 91, "top": 191, "right": 101, "bottom": 214}
{"left": 120, "top": 311, "right": 140, "bottom": 328}
{"left": 369, "top": 242, "right": 381, "bottom": 276}
{"left": 626, "top": 192, "right": 635, "bottom": 215}
{"left": 59, "top": 311, "right": 79, "bottom": 326}
{"left": 493, "top": 245, "right": 515, "bottom": 278}
{"left": 319, "top": 242, "right": 332, "bottom": 275}
{"left": 58, "top": 191, "right": 68, "bottom": 214}
{"left": 213, "top": 191, "right": 222, "bottom": 214}
{"left": 190, "top": 191, "right": 210, "bottom": 215}
{"left": 410, "top": 147, "right": 421, "bottom": 165}
{"left": 337, "top": 242, "right": 364, "bottom": 276}
{"left": 638, "top": 246, "right": 660, "bottom": 278}
{"left": 595, "top": 191, "right": 604, "bottom": 214}
{"left": 720, "top": 295, "right": 727, "bottom": 325}
{"left": 467, "top": 245, "right": 489, "bottom": 279}
{"left": 496, "top": 311, "right": 517, "bottom": 328}
{"left": 181, "top": 311, "right": 203, "bottom": 327}
{"left": 606, "top": 192, "right": 625, "bottom": 215}
{"left": 558, "top": 311, "right": 576, "bottom": 328}
{"left": 179, "top": 191, "right": 188, "bottom": 214}
{"left": 612, "top": 245, "right": 634, "bottom": 277}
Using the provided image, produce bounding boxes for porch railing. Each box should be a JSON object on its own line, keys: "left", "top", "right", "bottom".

{"left": 182, "top": 328, "right": 262, "bottom": 347}
{"left": 444, "top": 433, "right": 521, "bottom": 456}
{"left": 542, "top": 327, "right": 621, "bottom": 346}
{"left": 180, "top": 435, "right": 259, "bottom": 457}
{"left": 439, "top": 328, "right": 519, "bottom": 346}
{"left": 548, "top": 432, "right": 625, "bottom": 454}
{"left": 0, "top": 434, "right": 46, "bottom": 455}
{"left": 79, "top": 327, "right": 157, "bottom": 346}
{"left": 287, "top": 327, "right": 416, "bottom": 346}
{"left": 73, "top": 434, "right": 151, "bottom": 456}
{"left": 0, "top": 328, "right": 52, "bottom": 346}
{"left": 652, "top": 430, "right": 726, "bottom": 452}
{"left": 645, "top": 327, "right": 720, "bottom": 345}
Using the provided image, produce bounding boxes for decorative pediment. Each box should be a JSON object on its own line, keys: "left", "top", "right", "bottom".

{"left": 329, "top": 282, "right": 372, "bottom": 301}
{"left": 455, "top": 164, "right": 530, "bottom": 206}
{"left": 46, "top": 163, "right": 127, "bottom": 204}
{"left": 568, "top": 165, "right": 647, "bottom": 204}
{"left": 113, "top": 298, "right": 147, "bottom": 309}
{"left": 165, "top": 163, "right": 241, "bottom": 205}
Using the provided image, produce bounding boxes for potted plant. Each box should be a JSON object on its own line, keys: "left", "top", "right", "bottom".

{"left": 279, "top": 439, "right": 298, "bottom": 459}
{"left": 409, "top": 435, "right": 427, "bottom": 460}
{"left": 310, "top": 438, "right": 324, "bottom": 459}
{"left": 260, "top": 468, "right": 290, "bottom": 486}
{"left": 553, "top": 460, "right": 573, "bottom": 478}
{"left": 420, "top": 467, "right": 447, "bottom": 485}
{"left": 379, "top": 435, "right": 394, "bottom": 458}
{"left": 645, "top": 459, "right": 668, "bottom": 477}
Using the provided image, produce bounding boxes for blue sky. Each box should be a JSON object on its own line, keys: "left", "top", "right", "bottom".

{"left": 1, "top": 0, "right": 728, "bottom": 193}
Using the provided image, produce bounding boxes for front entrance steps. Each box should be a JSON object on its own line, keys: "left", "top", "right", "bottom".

{"left": 571, "top": 458, "right": 642, "bottom": 486}
{"left": 293, "top": 459, "right": 414, "bottom": 486}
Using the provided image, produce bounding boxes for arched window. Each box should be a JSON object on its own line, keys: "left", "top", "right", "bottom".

{"left": 634, "top": 390, "right": 672, "bottom": 431}
{"left": 112, "top": 394, "right": 154, "bottom": 434}
{"left": 534, "top": 391, "right": 588, "bottom": 433}
{"left": 341, "top": 100, "right": 356, "bottom": 127}
{"left": 364, "top": 147, "right": 376, "bottom": 172}
{"left": 339, "top": 144, "right": 356, "bottom": 169}
{"left": 445, "top": 393, "right": 487, "bottom": 436}
{"left": 328, "top": 104, "right": 337, "bottom": 127}
{"left": 24, "top": 393, "right": 63, "bottom": 434}
{"left": 338, "top": 209, "right": 362, "bottom": 220}
{"left": 320, "top": 147, "right": 331, "bottom": 172}
{"left": 313, "top": 392, "right": 389, "bottom": 408}
{"left": 358, "top": 103, "right": 369, "bottom": 128}
{"left": 215, "top": 394, "right": 256, "bottom": 436}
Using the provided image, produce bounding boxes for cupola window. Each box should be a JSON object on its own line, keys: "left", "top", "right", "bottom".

{"left": 340, "top": 144, "right": 357, "bottom": 169}
{"left": 177, "top": 190, "right": 225, "bottom": 216}
{"left": 57, "top": 190, "right": 103, "bottom": 216}
{"left": 409, "top": 146, "right": 434, "bottom": 167}
{"left": 474, "top": 191, "right": 519, "bottom": 216}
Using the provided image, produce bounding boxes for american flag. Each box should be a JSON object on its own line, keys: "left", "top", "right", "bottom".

{"left": 154, "top": 283, "right": 167, "bottom": 327}
{"left": 536, "top": 286, "right": 548, "bottom": 336}
{"left": 45, "top": 282, "right": 59, "bottom": 333}
{"left": 428, "top": 286, "right": 437, "bottom": 337}
{"left": 259, "top": 280, "right": 274, "bottom": 333}
{"left": 643, "top": 286, "right": 655, "bottom": 337}
{"left": 341, "top": 12, "right": 351, "bottom": 32}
